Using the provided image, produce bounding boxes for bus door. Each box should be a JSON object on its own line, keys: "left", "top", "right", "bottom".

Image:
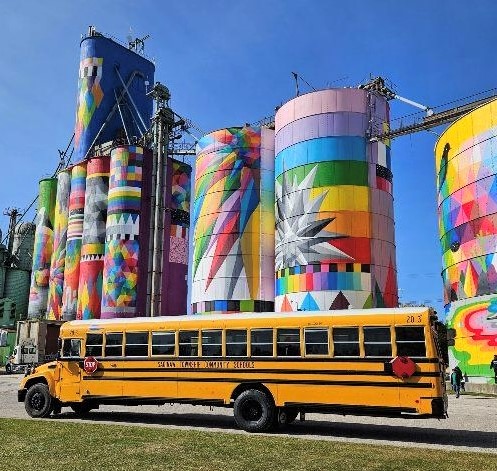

{"left": 80, "top": 332, "right": 124, "bottom": 400}
{"left": 57, "top": 338, "right": 82, "bottom": 402}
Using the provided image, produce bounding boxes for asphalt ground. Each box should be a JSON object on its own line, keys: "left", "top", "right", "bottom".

{"left": 1, "top": 374, "right": 497, "bottom": 453}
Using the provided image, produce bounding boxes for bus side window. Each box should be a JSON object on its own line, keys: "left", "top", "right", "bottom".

{"left": 152, "top": 331, "right": 175, "bottom": 356}
{"left": 201, "top": 330, "right": 222, "bottom": 357}
{"left": 86, "top": 333, "right": 103, "bottom": 357}
{"left": 226, "top": 330, "right": 247, "bottom": 357}
{"left": 105, "top": 333, "right": 123, "bottom": 357}
{"left": 304, "top": 328, "right": 329, "bottom": 355}
{"left": 395, "top": 326, "right": 426, "bottom": 357}
{"left": 277, "top": 329, "right": 301, "bottom": 356}
{"left": 364, "top": 327, "right": 392, "bottom": 357}
{"left": 250, "top": 329, "right": 273, "bottom": 357}
{"left": 125, "top": 332, "right": 149, "bottom": 357}
{"left": 179, "top": 331, "right": 199, "bottom": 356}
{"left": 332, "top": 327, "right": 360, "bottom": 357}
{"left": 63, "top": 339, "right": 81, "bottom": 358}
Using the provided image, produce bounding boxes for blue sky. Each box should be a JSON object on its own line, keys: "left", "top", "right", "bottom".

{"left": 1, "top": 0, "right": 496, "bottom": 318}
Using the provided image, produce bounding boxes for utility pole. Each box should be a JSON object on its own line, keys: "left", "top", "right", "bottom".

{"left": 4, "top": 208, "right": 20, "bottom": 259}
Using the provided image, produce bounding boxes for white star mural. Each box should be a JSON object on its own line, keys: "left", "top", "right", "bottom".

{"left": 275, "top": 165, "right": 353, "bottom": 270}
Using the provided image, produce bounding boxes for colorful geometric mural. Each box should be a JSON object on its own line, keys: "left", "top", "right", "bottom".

{"left": 61, "top": 163, "right": 87, "bottom": 320}
{"left": 27, "top": 178, "right": 57, "bottom": 318}
{"left": 446, "top": 294, "right": 497, "bottom": 383}
{"left": 74, "top": 56, "right": 104, "bottom": 152}
{"left": 161, "top": 158, "right": 192, "bottom": 315}
{"left": 101, "top": 146, "right": 143, "bottom": 318}
{"left": 436, "top": 99, "right": 497, "bottom": 304}
{"left": 47, "top": 171, "right": 71, "bottom": 320}
{"left": 77, "top": 156, "right": 110, "bottom": 319}
{"left": 73, "top": 33, "right": 155, "bottom": 161}
{"left": 170, "top": 159, "right": 192, "bottom": 214}
{"left": 437, "top": 99, "right": 497, "bottom": 382}
{"left": 192, "top": 126, "right": 275, "bottom": 314}
{"left": 274, "top": 89, "right": 398, "bottom": 312}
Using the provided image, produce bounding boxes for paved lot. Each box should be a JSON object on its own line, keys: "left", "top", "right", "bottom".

{"left": 2, "top": 374, "right": 497, "bottom": 453}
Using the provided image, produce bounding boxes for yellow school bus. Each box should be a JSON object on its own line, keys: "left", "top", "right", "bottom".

{"left": 18, "top": 307, "right": 447, "bottom": 432}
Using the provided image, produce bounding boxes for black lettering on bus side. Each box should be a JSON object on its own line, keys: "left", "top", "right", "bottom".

{"left": 181, "top": 361, "right": 201, "bottom": 369}
{"left": 205, "top": 361, "right": 230, "bottom": 369}
{"left": 234, "top": 361, "right": 255, "bottom": 369}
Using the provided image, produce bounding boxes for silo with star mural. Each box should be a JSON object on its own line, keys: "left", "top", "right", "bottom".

{"left": 274, "top": 88, "right": 398, "bottom": 311}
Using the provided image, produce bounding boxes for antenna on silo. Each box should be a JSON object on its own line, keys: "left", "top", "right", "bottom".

{"left": 292, "top": 72, "right": 299, "bottom": 97}
{"left": 128, "top": 30, "right": 151, "bottom": 54}
{"left": 291, "top": 72, "right": 316, "bottom": 97}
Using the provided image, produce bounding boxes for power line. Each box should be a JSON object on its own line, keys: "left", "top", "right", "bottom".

{"left": 1, "top": 133, "right": 75, "bottom": 246}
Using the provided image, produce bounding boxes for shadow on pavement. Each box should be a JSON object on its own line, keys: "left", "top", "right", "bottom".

{"left": 52, "top": 410, "right": 497, "bottom": 449}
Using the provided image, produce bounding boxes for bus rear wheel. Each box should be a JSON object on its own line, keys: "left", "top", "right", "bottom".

{"left": 234, "top": 389, "right": 275, "bottom": 432}
{"left": 25, "top": 383, "right": 53, "bottom": 418}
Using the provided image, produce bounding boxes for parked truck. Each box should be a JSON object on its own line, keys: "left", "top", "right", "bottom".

{"left": 5, "top": 319, "right": 63, "bottom": 374}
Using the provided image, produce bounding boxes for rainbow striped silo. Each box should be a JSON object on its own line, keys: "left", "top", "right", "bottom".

{"left": 274, "top": 89, "right": 398, "bottom": 311}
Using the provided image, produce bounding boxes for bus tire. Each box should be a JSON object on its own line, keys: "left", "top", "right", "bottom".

{"left": 70, "top": 402, "right": 93, "bottom": 416}
{"left": 234, "top": 389, "right": 275, "bottom": 432}
{"left": 25, "top": 383, "right": 53, "bottom": 418}
{"left": 5, "top": 364, "right": 11, "bottom": 374}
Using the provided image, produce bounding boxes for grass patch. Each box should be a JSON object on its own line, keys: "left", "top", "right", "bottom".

{"left": 0, "top": 418, "right": 496, "bottom": 471}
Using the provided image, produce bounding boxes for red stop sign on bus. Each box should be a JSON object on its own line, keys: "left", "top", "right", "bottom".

{"left": 83, "top": 356, "right": 98, "bottom": 374}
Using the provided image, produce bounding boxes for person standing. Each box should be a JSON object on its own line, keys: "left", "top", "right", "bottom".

{"left": 451, "top": 366, "right": 463, "bottom": 398}
{"left": 490, "top": 355, "right": 497, "bottom": 384}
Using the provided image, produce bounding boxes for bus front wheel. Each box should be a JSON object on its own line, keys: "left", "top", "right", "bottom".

{"left": 25, "top": 383, "right": 53, "bottom": 418}
{"left": 234, "top": 389, "right": 275, "bottom": 432}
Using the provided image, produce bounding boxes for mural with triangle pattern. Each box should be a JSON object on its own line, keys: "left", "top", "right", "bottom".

{"left": 191, "top": 126, "right": 275, "bottom": 314}
{"left": 438, "top": 99, "right": 497, "bottom": 383}
{"left": 274, "top": 89, "right": 398, "bottom": 312}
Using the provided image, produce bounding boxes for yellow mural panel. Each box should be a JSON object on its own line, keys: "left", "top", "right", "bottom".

{"left": 309, "top": 186, "right": 370, "bottom": 212}
{"left": 435, "top": 99, "right": 497, "bottom": 173}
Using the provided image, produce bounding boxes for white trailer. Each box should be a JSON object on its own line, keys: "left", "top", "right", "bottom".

{"left": 5, "top": 320, "right": 63, "bottom": 374}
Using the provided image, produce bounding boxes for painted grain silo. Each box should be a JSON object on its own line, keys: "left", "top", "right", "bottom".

{"left": 101, "top": 145, "right": 151, "bottom": 318}
{"left": 12, "top": 222, "right": 36, "bottom": 272}
{"left": 28, "top": 178, "right": 57, "bottom": 318}
{"left": 61, "top": 163, "right": 87, "bottom": 320}
{"left": 47, "top": 170, "right": 71, "bottom": 320}
{"left": 161, "top": 158, "right": 192, "bottom": 315}
{"left": 274, "top": 89, "right": 398, "bottom": 311}
{"left": 192, "top": 126, "right": 275, "bottom": 314}
{"left": 5, "top": 269, "right": 31, "bottom": 320}
{"left": 8, "top": 222, "right": 35, "bottom": 321}
{"left": 77, "top": 156, "right": 110, "bottom": 320}
{"left": 74, "top": 27, "right": 155, "bottom": 161}
{"left": 437, "top": 98, "right": 497, "bottom": 382}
